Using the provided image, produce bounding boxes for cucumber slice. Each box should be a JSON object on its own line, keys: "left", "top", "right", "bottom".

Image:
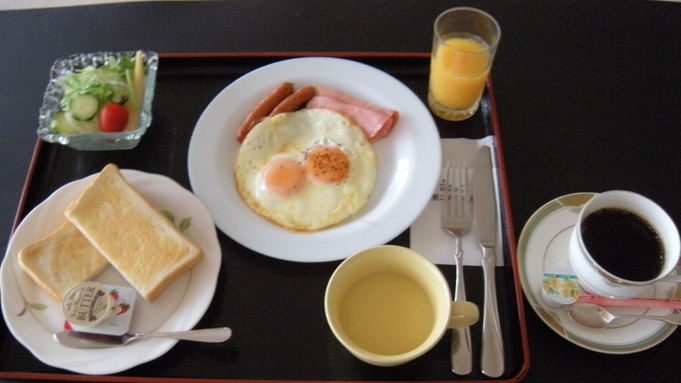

{"left": 65, "top": 111, "right": 99, "bottom": 133}
{"left": 70, "top": 94, "right": 99, "bottom": 121}
{"left": 52, "top": 112, "right": 77, "bottom": 134}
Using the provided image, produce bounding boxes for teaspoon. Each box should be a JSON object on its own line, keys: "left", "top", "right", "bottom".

{"left": 567, "top": 303, "right": 681, "bottom": 329}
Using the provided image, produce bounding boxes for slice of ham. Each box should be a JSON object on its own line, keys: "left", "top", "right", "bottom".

{"left": 305, "top": 86, "right": 398, "bottom": 142}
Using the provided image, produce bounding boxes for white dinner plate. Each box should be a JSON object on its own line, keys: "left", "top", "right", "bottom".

{"left": 0, "top": 169, "right": 221, "bottom": 374}
{"left": 187, "top": 57, "right": 441, "bottom": 262}
{"left": 517, "top": 193, "right": 677, "bottom": 354}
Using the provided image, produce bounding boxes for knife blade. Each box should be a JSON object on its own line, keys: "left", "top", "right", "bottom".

{"left": 53, "top": 327, "right": 232, "bottom": 348}
{"left": 472, "top": 146, "right": 504, "bottom": 378}
{"left": 54, "top": 331, "right": 136, "bottom": 348}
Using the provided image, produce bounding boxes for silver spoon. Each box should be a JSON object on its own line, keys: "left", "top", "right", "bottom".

{"left": 567, "top": 303, "right": 681, "bottom": 329}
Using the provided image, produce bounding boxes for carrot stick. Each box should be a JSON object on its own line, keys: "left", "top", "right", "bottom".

{"left": 124, "top": 50, "right": 144, "bottom": 132}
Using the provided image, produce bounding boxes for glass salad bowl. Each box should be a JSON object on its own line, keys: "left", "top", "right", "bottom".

{"left": 37, "top": 51, "right": 158, "bottom": 151}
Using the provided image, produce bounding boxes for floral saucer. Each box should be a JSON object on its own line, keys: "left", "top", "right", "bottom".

{"left": 517, "top": 193, "right": 678, "bottom": 354}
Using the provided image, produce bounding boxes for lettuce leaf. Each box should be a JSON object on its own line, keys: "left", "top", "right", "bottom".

{"left": 58, "top": 56, "right": 135, "bottom": 112}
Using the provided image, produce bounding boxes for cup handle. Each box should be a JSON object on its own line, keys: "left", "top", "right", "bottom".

{"left": 448, "top": 301, "right": 480, "bottom": 328}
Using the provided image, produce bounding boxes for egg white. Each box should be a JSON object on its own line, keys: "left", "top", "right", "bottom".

{"left": 235, "top": 108, "right": 377, "bottom": 231}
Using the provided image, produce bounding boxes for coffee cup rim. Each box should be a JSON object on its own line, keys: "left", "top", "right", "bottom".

{"left": 576, "top": 190, "right": 680, "bottom": 285}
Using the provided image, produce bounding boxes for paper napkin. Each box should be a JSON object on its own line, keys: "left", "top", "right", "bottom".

{"left": 410, "top": 136, "right": 504, "bottom": 266}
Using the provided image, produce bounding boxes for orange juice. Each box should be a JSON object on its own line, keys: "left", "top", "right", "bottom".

{"left": 429, "top": 35, "right": 491, "bottom": 112}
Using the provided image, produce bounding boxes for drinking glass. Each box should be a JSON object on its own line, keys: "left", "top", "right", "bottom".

{"left": 428, "top": 7, "right": 500, "bottom": 121}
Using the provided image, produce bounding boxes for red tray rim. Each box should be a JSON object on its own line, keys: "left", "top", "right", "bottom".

{"left": 4, "top": 51, "right": 529, "bottom": 383}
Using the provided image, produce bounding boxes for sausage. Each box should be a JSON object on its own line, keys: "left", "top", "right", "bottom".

{"left": 269, "top": 86, "right": 316, "bottom": 117}
{"left": 236, "top": 82, "right": 293, "bottom": 142}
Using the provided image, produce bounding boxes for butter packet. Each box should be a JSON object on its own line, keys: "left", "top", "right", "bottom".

{"left": 64, "top": 284, "right": 136, "bottom": 336}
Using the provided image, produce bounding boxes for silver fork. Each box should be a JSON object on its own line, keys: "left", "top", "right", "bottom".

{"left": 440, "top": 162, "right": 473, "bottom": 375}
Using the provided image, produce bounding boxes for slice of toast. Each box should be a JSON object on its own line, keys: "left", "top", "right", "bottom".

{"left": 18, "top": 221, "right": 109, "bottom": 302}
{"left": 64, "top": 164, "right": 204, "bottom": 302}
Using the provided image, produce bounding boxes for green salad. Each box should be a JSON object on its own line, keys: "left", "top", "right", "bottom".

{"left": 53, "top": 52, "right": 144, "bottom": 134}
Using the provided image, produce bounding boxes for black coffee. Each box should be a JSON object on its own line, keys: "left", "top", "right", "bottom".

{"left": 581, "top": 207, "right": 664, "bottom": 282}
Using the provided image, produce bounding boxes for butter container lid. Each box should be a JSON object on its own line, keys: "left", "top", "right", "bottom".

{"left": 63, "top": 282, "right": 136, "bottom": 336}
{"left": 541, "top": 268, "right": 580, "bottom": 308}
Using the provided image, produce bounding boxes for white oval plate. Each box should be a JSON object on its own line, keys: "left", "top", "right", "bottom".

{"left": 0, "top": 169, "right": 221, "bottom": 375}
{"left": 188, "top": 57, "right": 441, "bottom": 262}
{"left": 517, "top": 193, "right": 676, "bottom": 354}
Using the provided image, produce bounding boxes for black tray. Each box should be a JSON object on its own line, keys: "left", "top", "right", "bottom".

{"left": 1, "top": 53, "right": 528, "bottom": 382}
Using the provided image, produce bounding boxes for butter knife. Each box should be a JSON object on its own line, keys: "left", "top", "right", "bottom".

{"left": 54, "top": 327, "right": 232, "bottom": 348}
{"left": 472, "top": 146, "right": 504, "bottom": 377}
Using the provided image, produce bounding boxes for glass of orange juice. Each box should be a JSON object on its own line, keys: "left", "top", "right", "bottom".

{"left": 428, "top": 7, "right": 501, "bottom": 121}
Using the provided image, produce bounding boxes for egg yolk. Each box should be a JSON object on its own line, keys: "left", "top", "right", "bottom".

{"left": 305, "top": 145, "right": 350, "bottom": 184}
{"left": 262, "top": 158, "right": 307, "bottom": 196}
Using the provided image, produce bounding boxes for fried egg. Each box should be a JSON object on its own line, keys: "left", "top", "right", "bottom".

{"left": 235, "top": 108, "right": 377, "bottom": 231}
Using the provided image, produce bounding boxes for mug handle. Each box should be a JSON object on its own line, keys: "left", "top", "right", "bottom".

{"left": 448, "top": 301, "right": 480, "bottom": 328}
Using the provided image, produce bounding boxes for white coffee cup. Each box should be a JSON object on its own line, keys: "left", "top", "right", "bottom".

{"left": 324, "top": 245, "right": 479, "bottom": 366}
{"left": 569, "top": 190, "right": 680, "bottom": 299}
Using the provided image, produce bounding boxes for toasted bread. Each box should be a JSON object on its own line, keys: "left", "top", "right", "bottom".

{"left": 18, "top": 221, "right": 109, "bottom": 302}
{"left": 64, "top": 164, "right": 204, "bottom": 302}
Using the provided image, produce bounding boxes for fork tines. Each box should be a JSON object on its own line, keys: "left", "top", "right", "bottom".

{"left": 441, "top": 162, "right": 470, "bottom": 219}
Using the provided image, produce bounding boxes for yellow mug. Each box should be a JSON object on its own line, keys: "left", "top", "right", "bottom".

{"left": 325, "top": 245, "right": 479, "bottom": 366}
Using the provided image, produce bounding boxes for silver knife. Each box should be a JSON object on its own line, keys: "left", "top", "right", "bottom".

{"left": 53, "top": 327, "right": 232, "bottom": 348}
{"left": 472, "top": 146, "right": 504, "bottom": 378}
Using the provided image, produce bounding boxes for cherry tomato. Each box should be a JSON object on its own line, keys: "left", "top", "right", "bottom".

{"left": 99, "top": 103, "right": 129, "bottom": 133}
